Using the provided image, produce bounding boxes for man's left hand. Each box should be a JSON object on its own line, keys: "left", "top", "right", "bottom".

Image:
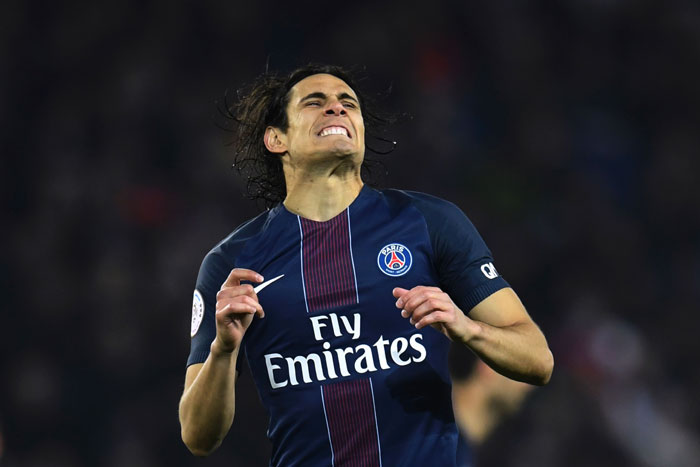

{"left": 393, "top": 286, "right": 480, "bottom": 342}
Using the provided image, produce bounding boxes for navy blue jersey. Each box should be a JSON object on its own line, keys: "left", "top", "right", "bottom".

{"left": 187, "top": 186, "right": 509, "bottom": 466}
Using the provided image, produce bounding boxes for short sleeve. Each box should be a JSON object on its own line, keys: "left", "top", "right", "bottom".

{"left": 410, "top": 194, "right": 509, "bottom": 313}
{"left": 187, "top": 251, "right": 232, "bottom": 366}
{"left": 185, "top": 211, "right": 272, "bottom": 369}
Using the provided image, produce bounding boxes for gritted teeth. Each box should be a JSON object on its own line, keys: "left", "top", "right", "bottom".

{"left": 319, "top": 126, "right": 349, "bottom": 137}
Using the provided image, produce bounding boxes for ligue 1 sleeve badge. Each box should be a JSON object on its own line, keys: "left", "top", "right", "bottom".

{"left": 191, "top": 290, "right": 204, "bottom": 337}
{"left": 377, "top": 243, "right": 413, "bottom": 277}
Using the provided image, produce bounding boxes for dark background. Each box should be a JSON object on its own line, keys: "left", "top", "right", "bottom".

{"left": 2, "top": 0, "right": 699, "bottom": 465}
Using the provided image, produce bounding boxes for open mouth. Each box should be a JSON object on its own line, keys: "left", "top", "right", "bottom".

{"left": 318, "top": 126, "right": 350, "bottom": 138}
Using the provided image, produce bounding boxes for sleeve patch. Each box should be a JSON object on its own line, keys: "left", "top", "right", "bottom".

{"left": 191, "top": 289, "right": 205, "bottom": 337}
{"left": 480, "top": 262, "right": 499, "bottom": 279}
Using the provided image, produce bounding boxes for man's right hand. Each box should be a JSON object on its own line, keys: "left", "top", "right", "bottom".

{"left": 212, "top": 268, "right": 265, "bottom": 354}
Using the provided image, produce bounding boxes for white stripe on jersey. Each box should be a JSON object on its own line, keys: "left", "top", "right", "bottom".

{"left": 346, "top": 208, "right": 360, "bottom": 305}
{"left": 320, "top": 386, "right": 335, "bottom": 467}
{"left": 370, "top": 377, "right": 383, "bottom": 466}
{"left": 296, "top": 216, "right": 310, "bottom": 314}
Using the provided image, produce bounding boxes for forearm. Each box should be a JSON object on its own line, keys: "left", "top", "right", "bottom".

{"left": 179, "top": 344, "right": 239, "bottom": 456}
{"left": 462, "top": 320, "right": 553, "bottom": 385}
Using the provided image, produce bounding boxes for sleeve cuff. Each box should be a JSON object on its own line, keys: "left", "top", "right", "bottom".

{"left": 186, "top": 349, "right": 210, "bottom": 367}
{"left": 458, "top": 277, "right": 510, "bottom": 313}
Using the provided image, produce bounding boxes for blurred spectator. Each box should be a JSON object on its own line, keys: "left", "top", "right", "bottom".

{"left": 451, "top": 346, "right": 534, "bottom": 447}
{"left": 557, "top": 295, "right": 700, "bottom": 467}
{"left": 450, "top": 344, "right": 534, "bottom": 466}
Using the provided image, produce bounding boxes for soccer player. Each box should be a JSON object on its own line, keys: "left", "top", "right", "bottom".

{"left": 179, "top": 64, "right": 553, "bottom": 466}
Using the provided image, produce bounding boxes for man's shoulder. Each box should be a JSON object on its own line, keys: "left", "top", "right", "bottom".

{"left": 205, "top": 207, "right": 281, "bottom": 263}
{"left": 376, "top": 187, "right": 464, "bottom": 220}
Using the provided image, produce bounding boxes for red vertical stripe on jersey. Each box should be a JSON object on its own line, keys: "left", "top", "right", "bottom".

{"left": 300, "top": 210, "right": 358, "bottom": 313}
{"left": 323, "top": 379, "right": 381, "bottom": 467}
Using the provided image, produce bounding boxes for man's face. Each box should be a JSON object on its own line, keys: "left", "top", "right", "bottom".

{"left": 278, "top": 73, "right": 365, "bottom": 164}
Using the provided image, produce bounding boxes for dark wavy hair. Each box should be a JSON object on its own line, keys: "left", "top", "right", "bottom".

{"left": 220, "top": 64, "right": 396, "bottom": 208}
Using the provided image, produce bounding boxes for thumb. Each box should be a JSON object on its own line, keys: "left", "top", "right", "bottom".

{"left": 221, "top": 268, "right": 264, "bottom": 289}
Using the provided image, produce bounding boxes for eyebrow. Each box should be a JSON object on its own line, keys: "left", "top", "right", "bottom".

{"left": 299, "top": 91, "right": 360, "bottom": 105}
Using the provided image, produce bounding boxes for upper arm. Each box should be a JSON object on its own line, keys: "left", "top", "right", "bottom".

{"left": 468, "top": 287, "right": 534, "bottom": 328}
{"left": 188, "top": 253, "right": 232, "bottom": 367}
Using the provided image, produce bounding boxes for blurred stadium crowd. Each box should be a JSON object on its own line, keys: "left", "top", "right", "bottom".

{"left": 2, "top": 0, "right": 700, "bottom": 466}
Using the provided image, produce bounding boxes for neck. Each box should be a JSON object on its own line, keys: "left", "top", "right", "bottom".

{"left": 282, "top": 156, "right": 364, "bottom": 221}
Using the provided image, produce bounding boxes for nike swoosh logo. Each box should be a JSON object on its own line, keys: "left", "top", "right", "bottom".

{"left": 254, "top": 274, "right": 285, "bottom": 294}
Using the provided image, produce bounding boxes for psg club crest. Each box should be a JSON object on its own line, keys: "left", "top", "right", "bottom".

{"left": 377, "top": 243, "right": 413, "bottom": 277}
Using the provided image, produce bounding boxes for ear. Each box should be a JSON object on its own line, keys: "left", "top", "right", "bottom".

{"left": 264, "top": 127, "right": 287, "bottom": 155}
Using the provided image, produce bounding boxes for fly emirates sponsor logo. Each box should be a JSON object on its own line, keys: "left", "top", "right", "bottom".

{"left": 264, "top": 313, "right": 427, "bottom": 389}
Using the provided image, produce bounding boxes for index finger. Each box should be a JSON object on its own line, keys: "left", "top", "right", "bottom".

{"left": 392, "top": 287, "right": 409, "bottom": 299}
{"left": 221, "top": 268, "right": 264, "bottom": 289}
{"left": 393, "top": 285, "right": 442, "bottom": 307}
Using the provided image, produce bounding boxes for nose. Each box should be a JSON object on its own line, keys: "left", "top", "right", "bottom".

{"left": 324, "top": 100, "right": 346, "bottom": 116}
